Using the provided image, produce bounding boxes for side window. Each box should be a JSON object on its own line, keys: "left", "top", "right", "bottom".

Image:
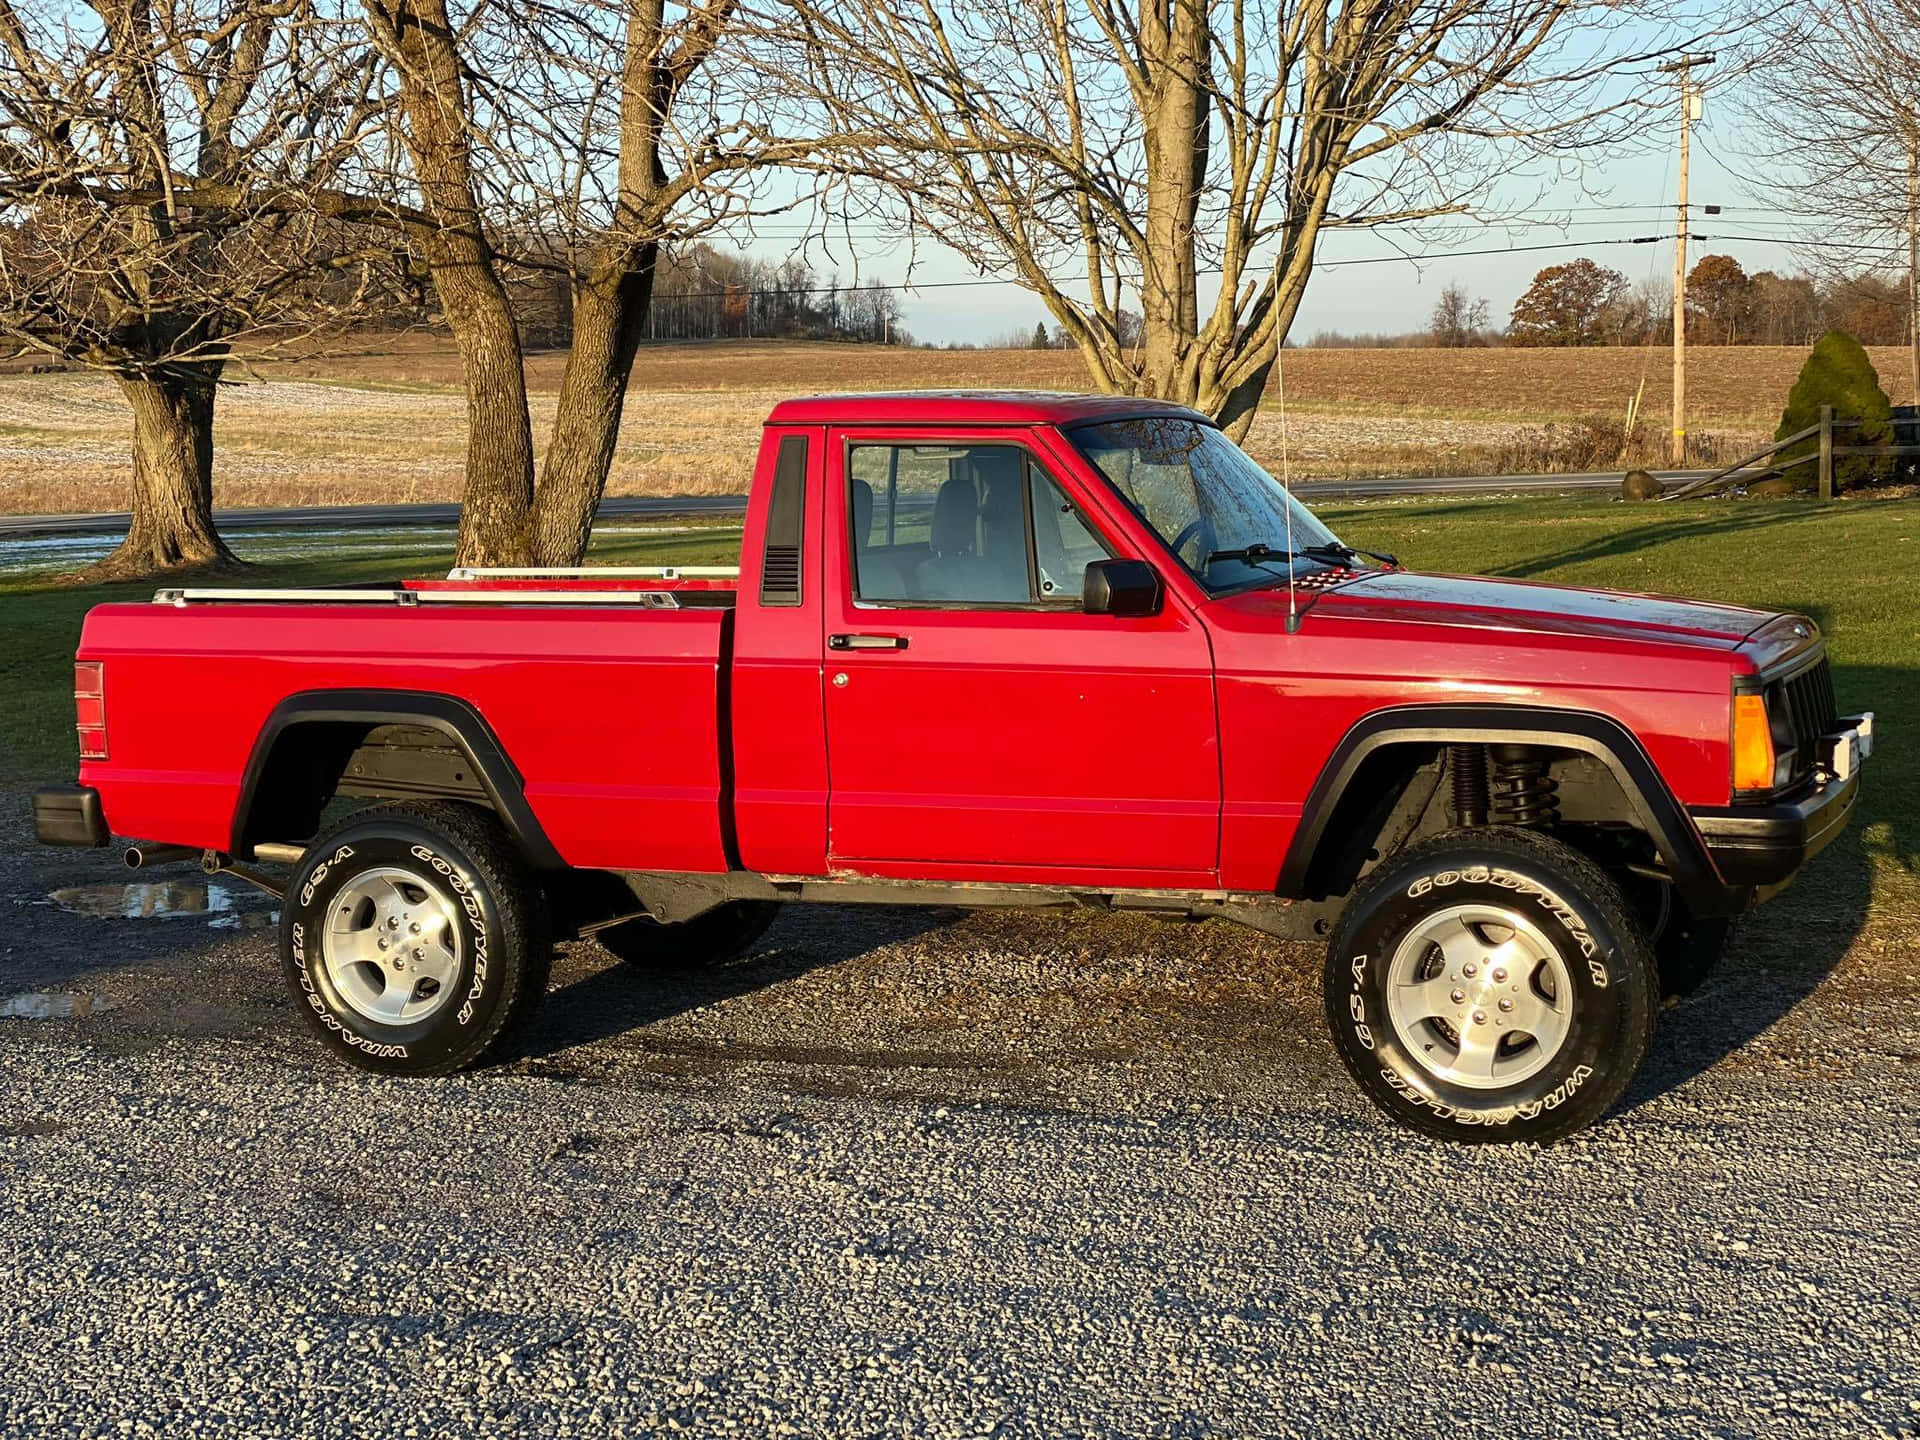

{"left": 1029, "top": 466, "right": 1112, "bottom": 601}
{"left": 848, "top": 443, "right": 1111, "bottom": 606}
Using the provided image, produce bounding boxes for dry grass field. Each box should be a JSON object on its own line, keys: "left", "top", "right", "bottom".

{"left": 2, "top": 337, "right": 1913, "bottom": 515}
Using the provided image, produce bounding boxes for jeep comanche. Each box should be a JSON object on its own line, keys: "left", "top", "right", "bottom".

{"left": 33, "top": 393, "right": 1873, "bottom": 1140}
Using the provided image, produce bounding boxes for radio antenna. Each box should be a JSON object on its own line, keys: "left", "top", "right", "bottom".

{"left": 1276, "top": 345, "right": 1300, "bottom": 634}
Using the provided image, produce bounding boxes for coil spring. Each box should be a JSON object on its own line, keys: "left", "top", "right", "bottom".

{"left": 1449, "top": 744, "right": 1488, "bottom": 827}
{"left": 1490, "top": 752, "right": 1560, "bottom": 826}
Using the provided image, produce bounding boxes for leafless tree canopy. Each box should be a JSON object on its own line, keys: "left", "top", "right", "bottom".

{"left": 1741, "top": 0, "right": 1920, "bottom": 397}
{"left": 0, "top": 0, "right": 386, "bottom": 369}
{"left": 0, "top": 0, "right": 394, "bottom": 571}
{"left": 778, "top": 0, "right": 1713, "bottom": 436}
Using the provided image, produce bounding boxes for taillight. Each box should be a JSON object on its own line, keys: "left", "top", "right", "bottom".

{"left": 74, "top": 661, "right": 107, "bottom": 761}
{"left": 1731, "top": 691, "right": 1774, "bottom": 794}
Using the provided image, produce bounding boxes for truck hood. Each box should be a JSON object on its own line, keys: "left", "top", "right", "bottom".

{"left": 1223, "top": 569, "right": 1776, "bottom": 651}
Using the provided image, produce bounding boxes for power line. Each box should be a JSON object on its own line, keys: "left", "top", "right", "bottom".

{"left": 646, "top": 227, "right": 1898, "bottom": 306}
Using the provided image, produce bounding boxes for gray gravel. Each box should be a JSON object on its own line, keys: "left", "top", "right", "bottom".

{"left": 3, "top": 793, "right": 1917, "bottom": 1438}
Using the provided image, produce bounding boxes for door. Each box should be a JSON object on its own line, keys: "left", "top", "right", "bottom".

{"left": 822, "top": 429, "right": 1221, "bottom": 883}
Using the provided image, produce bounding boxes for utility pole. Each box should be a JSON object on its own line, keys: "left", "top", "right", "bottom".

{"left": 1908, "top": 125, "right": 1918, "bottom": 407}
{"left": 1661, "top": 53, "right": 1714, "bottom": 465}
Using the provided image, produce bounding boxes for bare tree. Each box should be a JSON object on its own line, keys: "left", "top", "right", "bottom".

{"left": 0, "top": 0, "right": 387, "bottom": 575}
{"left": 779, "top": 0, "right": 1714, "bottom": 438}
{"left": 1743, "top": 0, "right": 1920, "bottom": 400}
{"left": 1429, "top": 282, "right": 1489, "bottom": 346}
{"left": 361, "top": 0, "right": 851, "bottom": 565}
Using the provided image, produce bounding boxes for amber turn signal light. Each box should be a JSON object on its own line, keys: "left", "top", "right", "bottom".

{"left": 1731, "top": 692, "right": 1775, "bottom": 793}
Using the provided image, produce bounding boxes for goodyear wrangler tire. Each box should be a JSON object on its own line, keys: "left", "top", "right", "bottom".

{"left": 595, "top": 901, "right": 783, "bottom": 969}
{"left": 1324, "top": 827, "right": 1657, "bottom": 1143}
{"left": 280, "top": 802, "right": 549, "bottom": 1076}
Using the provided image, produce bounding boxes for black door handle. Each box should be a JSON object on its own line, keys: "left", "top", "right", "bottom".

{"left": 828, "top": 633, "right": 909, "bottom": 651}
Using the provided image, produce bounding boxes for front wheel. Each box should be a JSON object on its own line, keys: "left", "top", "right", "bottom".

{"left": 280, "top": 801, "right": 549, "bottom": 1076}
{"left": 1324, "top": 827, "right": 1657, "bottom": 1143}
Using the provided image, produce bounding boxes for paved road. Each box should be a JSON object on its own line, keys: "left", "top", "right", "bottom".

{"left": 0, "top": 471, "right": 1712, "bottom": 540}
{"left": 0, "top": 493, "right": 751, "bottom": 540}
{"left": 2, "top": 797, "right": 1913, "bottom": 1437}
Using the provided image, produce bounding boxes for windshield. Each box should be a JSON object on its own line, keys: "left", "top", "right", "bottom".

{"left": 1069, "top": 416, "right": 1346, "bottom": 592}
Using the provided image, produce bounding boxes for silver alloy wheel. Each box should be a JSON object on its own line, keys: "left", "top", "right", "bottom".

{"left": 321, "top": 866, "right": 462, "bottom": 1026}
{"left": 1384, "top": 902, "right": 1574, "bottom": 1090}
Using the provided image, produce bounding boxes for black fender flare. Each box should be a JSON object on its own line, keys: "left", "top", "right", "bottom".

{"left": 1277, "top": 704, "right": 1731, "bottom": 914}
{"left": 231, "top": 689, "right": 564, "bottom": 869}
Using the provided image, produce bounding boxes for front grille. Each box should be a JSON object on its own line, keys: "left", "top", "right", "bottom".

{"left": 1769, "top": 655, "right": 1838, "bottom": 787}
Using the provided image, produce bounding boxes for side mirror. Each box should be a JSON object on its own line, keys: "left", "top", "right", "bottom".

{"left": 1083, "top": 559, "right": 1163, "bottom": 617}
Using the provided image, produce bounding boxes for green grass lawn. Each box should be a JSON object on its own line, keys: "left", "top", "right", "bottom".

{"left": 5, "top": 495, "right": 1914, "bottom": 925}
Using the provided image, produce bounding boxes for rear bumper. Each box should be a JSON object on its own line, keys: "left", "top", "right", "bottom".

{"left": 33, "top": 784, "right": 110, "bottom": 848}
{"left": 1690, "top": 770, "right": 1858, "bottom": 892}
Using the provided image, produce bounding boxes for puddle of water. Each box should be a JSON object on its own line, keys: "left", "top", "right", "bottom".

{"left": 48, "top": 881, "right": 277, "bottom": 930}
{"left": 0, "top": 992, "right": 117, "bottom": 1020}
{"left": 209, "top": 909, "right": 280, "bottom": 932}
{"left": 52, "top": 880, "right": 237, "bottom": 919}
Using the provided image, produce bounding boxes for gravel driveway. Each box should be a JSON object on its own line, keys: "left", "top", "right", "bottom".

{"left": 3, "top": 794, "right": 1915, "bottom": 1439}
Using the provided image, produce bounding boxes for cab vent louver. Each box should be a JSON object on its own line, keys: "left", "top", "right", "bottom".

{"left": 759, "top": 435, "right": 807, "bottom": 607}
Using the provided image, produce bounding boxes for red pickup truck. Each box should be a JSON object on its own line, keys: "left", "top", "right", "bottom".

{"left": 35, "top": 393, "right": 1872, "bottom": 1140}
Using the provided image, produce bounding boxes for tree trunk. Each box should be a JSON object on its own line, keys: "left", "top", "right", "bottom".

{"left": 366, "top": 0, "right": 535, "bottom": 568}
{"left": 88, "top": 366, "right": 238, "bottom": 579}
{"left": 528, "top": 0, "right": 675, "bottom": 567}
{"left": 435, "top": 256, "right": 537, "bottom": 568}
{"left": 1136, "top": 0, "right": 1211, "bottom": 406}
{"left": 532, "top": 246, "right": 658, "bottom": 566}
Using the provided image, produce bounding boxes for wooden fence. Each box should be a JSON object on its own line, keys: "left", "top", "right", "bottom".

{"left": 1664, "top": 404, "right": 1920, "bottom": 501}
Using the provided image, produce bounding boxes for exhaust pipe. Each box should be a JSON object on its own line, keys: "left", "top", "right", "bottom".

{"left": 123, "top": 843, "right": 198, "bottom": 870}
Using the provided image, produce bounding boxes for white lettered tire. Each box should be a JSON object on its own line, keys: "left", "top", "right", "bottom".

{"left": 280, "top": 802, "right": 549, "bottom": 1075}
{"left": 1323, "top": 827, "right": 1657, "bottom": 1143}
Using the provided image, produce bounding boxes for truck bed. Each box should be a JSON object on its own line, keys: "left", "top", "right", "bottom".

{"left": 80, "top": 569, "right": 743, "bottom": 872}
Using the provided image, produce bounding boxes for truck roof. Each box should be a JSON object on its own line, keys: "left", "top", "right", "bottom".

{"left": 764, "top": 391, "right": 1212, "bottom": 427}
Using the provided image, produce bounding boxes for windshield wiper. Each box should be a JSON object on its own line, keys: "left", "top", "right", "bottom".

{"left": 1206, "top": 540, "right": 1399, "bottom": 568}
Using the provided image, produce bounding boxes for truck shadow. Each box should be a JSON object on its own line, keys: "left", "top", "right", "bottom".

{"left": 1623, "top": 824, "right": 1874, "bottom": 1114}
{"left": 510, "top": 904, "right": 951, "bottom": 1063}
{"left": 1624, "top": 649, "right": 1907, "bottom": 1112}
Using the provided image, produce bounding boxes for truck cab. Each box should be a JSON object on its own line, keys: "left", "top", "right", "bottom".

{"left": 34, "top": 392, "right": 1873, "bottom": 1142}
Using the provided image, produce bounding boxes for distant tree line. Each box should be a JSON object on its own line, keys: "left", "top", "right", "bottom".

{"left": 1301, "top": 257, "right": 1913, "bottom": 349}
{"left": 510, "top": 244, "right": 910, "bottom": 347}
{"left": 1504, "top": 255, "right": 1911, "bottom": 348}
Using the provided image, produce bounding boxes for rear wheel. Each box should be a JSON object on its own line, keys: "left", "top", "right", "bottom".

{"left": 1324, "top": 827, "right": 1657, "bottom": 1143}
{"left": 596, "top": 900, "right": 783, "bottom": 969}
{"left": 280, "top": 802, "right": 549, "bottom": 1075}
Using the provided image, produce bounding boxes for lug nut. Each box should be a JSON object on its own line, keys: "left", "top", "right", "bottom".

{"left": 377, "top": 938, "right": 388, "bottom": 950}
{"left": 1472, "top": 1010, "right": 1487, "bottom": 1025}
{"left": 1463, "top": 963, "right": 1478, "bottom": 978}
{"left": 1498, "top": 998, "right": 1514, "bottom": 1012}
{"left": 410, "top": 922, "right": 421, "bottom": 934}
{"left": 1450, "top": 988, "right": 1467, "bottom": 1005}
{"left": 1492, "top": 968, "right": 1507, "bottom": 983}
